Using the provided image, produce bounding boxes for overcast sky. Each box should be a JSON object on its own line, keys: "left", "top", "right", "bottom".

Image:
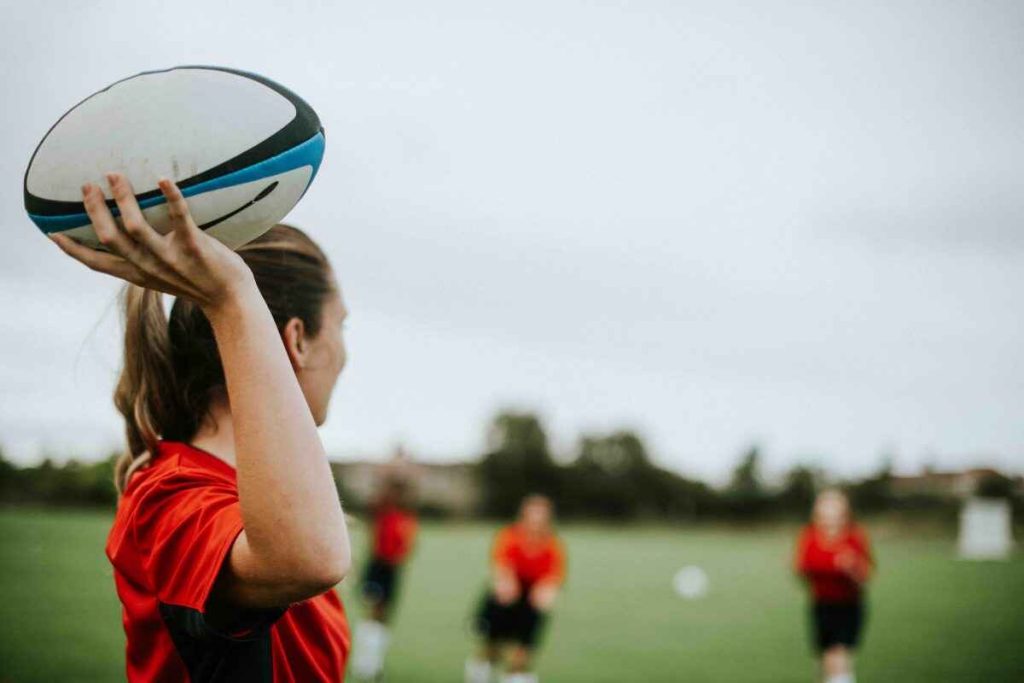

{"left": 1, "top": 0, "right": 1022, "bottom": 482}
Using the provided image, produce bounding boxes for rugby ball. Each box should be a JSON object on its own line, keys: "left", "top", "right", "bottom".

{"left": 24, "top": 66, "right": 325, "bottom": 250}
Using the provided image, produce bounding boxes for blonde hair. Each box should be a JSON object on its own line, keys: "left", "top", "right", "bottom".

{"left": 113, "top": 224, "right": 334, "bottom": 492}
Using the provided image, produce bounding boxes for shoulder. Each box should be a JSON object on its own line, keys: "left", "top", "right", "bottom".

{"left": 115, "top": 444, "right": 237, "bottom": 535}
{"left": 796, "top": 524, "right": 817, "bottom": 545}
{"left": 494, "top": 525, "right": 519, "bottom": 545}
{"left": 129, "top": 447, "right": 233, "bottom": 502}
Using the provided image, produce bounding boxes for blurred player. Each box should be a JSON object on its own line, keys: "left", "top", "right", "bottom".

{"left": 465, "top": 495, "right": 565, "bottom": 683}
{"left": 351, "top": 476, "right": 419, "bottom": 681}
{"left": 795, "top": 489, "right": 874, "bottom": 683}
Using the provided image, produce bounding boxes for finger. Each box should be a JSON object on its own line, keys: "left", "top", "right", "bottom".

{"left": 106, "top": 173, "right": 168, "bottom": 254}
{"left": 84, "top": 182, "right": 166, "bottom": 273}
{"left": 158, "top": 179, "right": 202, "bottom": 241}
{"left": 82, "top": 182, "right": 130, "bottom": 255}
{"left": 89, "top": 179, "right": 199, "bottom": 294}
{"left": 50, "top": 234, "right": 147, "bottom": 285}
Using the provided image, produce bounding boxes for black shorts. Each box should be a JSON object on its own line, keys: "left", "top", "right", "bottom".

{"left": 361, "top": 559, "right": 401, "bottom": 606}
{"left": 474, "top": 591, "right": 547, "bottom": 648}
{"left": 811, "top": 602, "right": 864, "bottom": 652}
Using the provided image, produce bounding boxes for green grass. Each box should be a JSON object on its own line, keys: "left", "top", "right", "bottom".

{"left": 1, "top": 509, "right": 1022, "bottom": 682}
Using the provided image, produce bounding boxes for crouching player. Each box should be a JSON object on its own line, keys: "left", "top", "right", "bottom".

{"left": 466, "top": 495, "right": 565, "bottom": 683}
{"left": 351, "top": 478, "right": 418, "bottom": 681}
{"left": 795, "top": 489, "right": 873, "bottom": 683}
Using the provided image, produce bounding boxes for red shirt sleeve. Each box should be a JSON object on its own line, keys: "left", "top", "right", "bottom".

{"left": 124, "top": 472, "right": 245, "bottom": 612}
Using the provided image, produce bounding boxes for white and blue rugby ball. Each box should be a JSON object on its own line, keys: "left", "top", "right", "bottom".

{"left": 24, "top": 66, "right": 325, "bottom": 250}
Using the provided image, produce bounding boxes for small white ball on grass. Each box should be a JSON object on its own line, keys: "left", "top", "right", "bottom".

{"left": 672, "top": 565, "right": 709, "bottom": 599}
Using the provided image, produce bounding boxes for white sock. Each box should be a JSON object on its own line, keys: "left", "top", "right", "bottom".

{"left": 501, "top": 673, "right": 538, "bottom": 683}
{"left": 825, "top": 674, "right": 854, "bottom": 683}
{"left": 352, "top": 620, "right": 390, "bottom": 678}
{"left": 464, "top": 658, "right": 492, "bottom": 683}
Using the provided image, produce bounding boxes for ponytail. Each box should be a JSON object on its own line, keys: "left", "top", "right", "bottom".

{"left": 113, "top": 287, "right": 177, "bottom": 492}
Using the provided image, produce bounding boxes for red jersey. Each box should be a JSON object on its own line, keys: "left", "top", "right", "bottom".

{"left": 106, "top": 441, "right": 350, "bottom": 682}
{"left": 492, "top": 524, "right": 566, "bottom": 588}
{"left": 372, "top": 505, "right": 418, "bottom": 565}
{"left": 794, "top": 523, "right": 873, "bottom": 603}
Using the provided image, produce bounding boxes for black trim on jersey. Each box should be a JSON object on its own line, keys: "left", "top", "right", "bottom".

{"left": 24, "top": 65, "right": 322, "bottom": 218}
{"left": 158, "top": 602, "right": 285, "bottom": 683}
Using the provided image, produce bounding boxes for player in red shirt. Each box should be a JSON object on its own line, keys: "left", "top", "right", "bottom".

{"left": 794, "top": 489, "right": 873, "bottom": 683}
{"left": 465, "top": 495, "right": 565, "bottom": 683}
{"left": 351, "top": 476, "right": 419, "bottom": 680}
{"left": 54, "top": 175, "right": 353, "bottom": 682}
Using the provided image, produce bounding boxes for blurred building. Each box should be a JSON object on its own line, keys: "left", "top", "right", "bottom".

{"left": 890, "top": 467, "right": 1021, "bottom": 499}
{"left": 331, "top": 455, "right": 481, "bottom": 517}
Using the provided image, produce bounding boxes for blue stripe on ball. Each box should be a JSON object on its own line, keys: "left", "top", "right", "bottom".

{"left": 30, "top": 131, "right": 325, "bottom": 234}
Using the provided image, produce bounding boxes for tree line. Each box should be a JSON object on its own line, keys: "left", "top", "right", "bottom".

{"left": 0, "top": 410, "right": 1018, "bottom": 521}
{"left": 477, "top": 412, "right": 1019, "bottom": 522}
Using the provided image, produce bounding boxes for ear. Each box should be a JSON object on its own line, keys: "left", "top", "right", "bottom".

{"left": 281, "top": 317, "right": 308, "bottom": 371}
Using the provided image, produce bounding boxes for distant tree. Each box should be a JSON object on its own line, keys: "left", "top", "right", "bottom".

{"left": 778, "top": 464, "right": 822, "bottom": 515}
{"left": 577, "top": 432, "right": 650, "bottom": 475}
{"left": 563, "top": 431, "right": 715, "bottom": 521}
{"left": 566, "top": 431, "right": 651, "bottom": 520}
{"left": 848, "top": 456, "right": 893, "bottom": 512}
{"left": 0, "top": 447, "right": 21, "bottom": 502}
{"left": 479, "top": 412, "right": 559, "bottom": 517}
{"left": 723, "top": 446, "right": 769, "bottom": 518}
{"left": 729, "top": 446, "right": 764, "bottom": 498}
{"left": 0, "top": 452, "right": 117, "bottom": 507}
{"left": 975, "top": 472, "right": 1015, "bottom": 499}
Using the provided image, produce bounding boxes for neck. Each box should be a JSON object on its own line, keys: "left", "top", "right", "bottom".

{"left": 522, "top": 524, "right": 547, "bottom": 539}
{"left": 819, "top": 522, "right": 845, "bottom": 539}
{"left": 190, "top": 394, "right": 237, "bottom": 468}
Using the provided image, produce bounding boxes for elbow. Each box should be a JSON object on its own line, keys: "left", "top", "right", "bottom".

{"left": 305, "top": 545, "right": 351, "bottom": 591}
{"left": 319, "top": 552, "right": 351, "bottom": 589}
{"left": 288, "top": 542, "right": 351, "bottom": 599}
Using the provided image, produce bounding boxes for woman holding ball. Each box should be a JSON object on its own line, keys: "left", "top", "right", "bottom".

{"left": 795, "top": 489, "right": 874, "bottom": 683}
{"left": 52, "top": 175, "right": 352, "bottom": 682}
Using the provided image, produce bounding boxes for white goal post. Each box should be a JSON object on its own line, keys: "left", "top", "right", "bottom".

{"left": 958, "top": 497, "right": 1013, "bottom": 560}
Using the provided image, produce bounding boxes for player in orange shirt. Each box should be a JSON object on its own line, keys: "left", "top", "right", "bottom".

{"left": 351, "top": 477, "right": 419, "bottom": 681}
{"left": 794, "top": 489, "right": 873, "bottom": 683}
{"left": 465, "top": 495, "right": 565, "bottom": 683}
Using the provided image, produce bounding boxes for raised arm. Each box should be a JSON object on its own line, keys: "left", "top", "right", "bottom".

{"left": 54, "top": 174, "right": 350, "bottom": 607}
{"left": 205, "top": 272, "right": 350, "bottom": 606}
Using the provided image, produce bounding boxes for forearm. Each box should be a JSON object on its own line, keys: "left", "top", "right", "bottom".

{"left": 206, "top": 282, "right": 349, "bottom": 579}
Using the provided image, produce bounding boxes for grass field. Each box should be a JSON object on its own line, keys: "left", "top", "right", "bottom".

{"left": 0, "top": 509, "right": 1022, "bottom": 682}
